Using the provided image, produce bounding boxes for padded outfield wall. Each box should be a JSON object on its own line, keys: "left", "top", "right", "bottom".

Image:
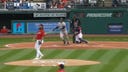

{"left": 69, "top": 8, "right": 128, "bottom": 34}
{"left": 0, "top": 8, "right": 128, "bottom": 34}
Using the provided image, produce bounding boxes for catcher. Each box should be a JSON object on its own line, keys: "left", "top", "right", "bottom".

{"left": 74, "top": 26, "right": 88, "bottom": 44}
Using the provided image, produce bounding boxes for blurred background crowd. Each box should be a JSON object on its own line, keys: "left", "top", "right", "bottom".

{"left": 0, "top": 0, "right": 128, "bottom": 9}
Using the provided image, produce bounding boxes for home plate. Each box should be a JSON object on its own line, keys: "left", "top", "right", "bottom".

{"left": 4, "top": 59, "right": 100, "bottom": 66}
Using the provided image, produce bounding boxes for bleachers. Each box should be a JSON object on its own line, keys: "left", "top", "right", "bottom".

{"left": 0, "top": 0, "right": 128, "bottom": 10}
{"left": 104, "top": 0, "right": 112, "bottom": 7}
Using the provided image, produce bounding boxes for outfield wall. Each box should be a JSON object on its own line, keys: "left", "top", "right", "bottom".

{"left": 0, "top": 8, "right": 128, "bottom": 34}
{"left": 69, "top": 8, "right": 128, "bottom": 34}
{"left": 11, "top": 20, "right": 70, "bottom": 34}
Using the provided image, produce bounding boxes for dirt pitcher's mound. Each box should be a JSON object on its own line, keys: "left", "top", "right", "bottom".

{"left": 5, "top": 41, "right": 128, "bottom": 49}
{"left": 4, "top": 59, "right": 100, "bottom": 66}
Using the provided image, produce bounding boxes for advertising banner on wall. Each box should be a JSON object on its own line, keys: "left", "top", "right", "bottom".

{"left": 27, "top": 21, "right": 70, "bottom": 34}
{"left": 108, "top": 23, "right": 123, "bottom": 33}
{"left": 12, "top": 20, "right": 70, "bottom": 34}
{"left": 12, "top": 22, "right": 25, "bottom": 34}
{"left": 33, "top": 13, "right": 67, "bottom": 17}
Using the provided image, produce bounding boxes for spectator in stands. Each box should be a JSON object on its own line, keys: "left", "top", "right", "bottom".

{"left": 65, "top": 1, "right": 72, "bottom": 8}
{"left": 62, "top": 0, "right": 68, "bottom": 3}
{"left": 46, "top": 0, "right": 51, "bottom": 8}
{"left": 19, "top": 0, "right": 29, "bottom": 9}
{"left": 102, "top": 0, "right": 105, "bottom": 7}
{"left": 0, "top": 26, "right": 9, "bottom": 34}
{"left": 70, "top": 0, "right": 75, "bottom": 8}
{"left": 6, "top": 0, "right": 15, "bottom": 9}
{"left": 112, "top": 0, "right": 119, "bottom": 7}
{"left": 58, "top": 0, "right": 65, "bottom": 8}
{"left": 50, "top": 0, "right": 58, "bottom": 8}
{"left": 61, "top": 0, "right": 68, "bottom": 6}
{"left": 0, "top": 0, "right": 7, "bottom": 9}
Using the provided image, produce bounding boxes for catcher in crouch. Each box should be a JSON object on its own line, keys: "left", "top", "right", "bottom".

{"left": 53, "top": 18, "right": 70, "bottom": 45}
{"left": 74, "top": 26, "right": 88, "bottom": 44}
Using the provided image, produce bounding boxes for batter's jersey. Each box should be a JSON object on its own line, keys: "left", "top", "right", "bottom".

{"left": 57, "top": 22, "right": 66, "bottom": 31}
{"left": 36, "top": 30, "right": 45, "bottom": 40}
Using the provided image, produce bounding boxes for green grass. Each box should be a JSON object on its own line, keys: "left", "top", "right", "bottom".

{"left": 0, "top": 35, "right": 128, "bottom": 72}
{"left": 0, "top": 49, "right": 128, "bottom": 72}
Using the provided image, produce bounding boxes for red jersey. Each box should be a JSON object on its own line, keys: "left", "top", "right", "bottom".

{"left": 61, "top": 0, "right": 67, "bottom": 3}
{"left": 58, "top": 4, "right": 65, "bottom": 8}
{"left": 57, "top": 69, "right": 65, "bottom": 72}
{"left": 0, "top": 28, "right": 8, "bottom": 33}
{"left": 36, "top": 30, "right": 45, "bottom": 40}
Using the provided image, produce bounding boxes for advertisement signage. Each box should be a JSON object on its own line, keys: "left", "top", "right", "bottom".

{"left": 27, "top": 21, "right": 70, "bottom": 34}
{"left": 12, "top": 22, "right": 25, "bottom": 34}
{"left": 86, "top": 12, "right": 123, "bottom": 18}
{"left": 12, "top": 20, "right": 70, "bottom": 34}
{"left": 33, "top": 13, "right": 67, "bottom": 17}
{"left": 86, "top": 13, "right": 112, "bottom": 17}
{"left": 108, "top": 24, "right": 123, "bottom": 33}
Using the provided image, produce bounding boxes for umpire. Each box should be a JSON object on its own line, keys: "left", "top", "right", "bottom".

{"left": 70, "top": 15, "right": 81, "bottom": 43}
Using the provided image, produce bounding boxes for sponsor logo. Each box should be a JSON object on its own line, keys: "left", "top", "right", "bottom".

{"left": 86, "top": 13, "right": 112, "bottom": 17}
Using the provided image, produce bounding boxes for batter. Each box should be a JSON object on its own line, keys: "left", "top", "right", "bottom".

{"left": 53, "top": 18, "right": 70, "bottom": 45}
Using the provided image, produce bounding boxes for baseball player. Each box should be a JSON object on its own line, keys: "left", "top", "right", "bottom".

{"left": 33, "top": 24, "right": 46, "bottom": 59}
{"left": 75, "top": 26, "right": 88, "bottom": 44}
{"left": 57, "top": 64, "right": 65, "bottom": 72}
{"left": 53, "top": 18, "right": 69, "bottom": 45}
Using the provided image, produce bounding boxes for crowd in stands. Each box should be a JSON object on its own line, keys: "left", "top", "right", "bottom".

{"left": 112, "top": 0, "right": 128, "bottom": 7}
{"left": 0, "top": 0, "right": 74, "bottom": 9}
{"left": 46, "top": 0, "right": 74, "bottom": 9}
{"left": 0, "top": 0, "right": 128, "bottom": 9}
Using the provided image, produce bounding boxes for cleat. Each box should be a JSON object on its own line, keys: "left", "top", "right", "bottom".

{"left": 39, "top": 55, "right": 44, "bottom": 59}
{"left": 63, "top": 40, "right": 66, "bottom": 45}
{"left": 67, "top": 42, "right": 70, "bottom": 45}
{"left": 33, "top": 57, "right": 40, "bottom": 60}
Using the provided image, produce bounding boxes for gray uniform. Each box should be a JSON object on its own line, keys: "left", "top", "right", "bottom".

{"left": 53, "top": 21, "right": 69, "bottom": 45}
{"left": 57, "top": 21, "right": 68, "bottom": 39}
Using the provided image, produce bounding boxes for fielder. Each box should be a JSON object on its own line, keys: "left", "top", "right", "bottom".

{"left": 57, "top": 64, "right": 65, "bottom": 72}
{"left": 53, "top": 18, "right": 70, "bottom": 45}
{"left": 33, "top": 24, "right": 46, "bottom": 59}
{"left": 75, "top": 26, "right": 88, "bottom": 44}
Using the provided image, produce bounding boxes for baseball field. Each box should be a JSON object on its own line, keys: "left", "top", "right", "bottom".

{"left": 0, "top": 34, "right": 128, "bottom": 72}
